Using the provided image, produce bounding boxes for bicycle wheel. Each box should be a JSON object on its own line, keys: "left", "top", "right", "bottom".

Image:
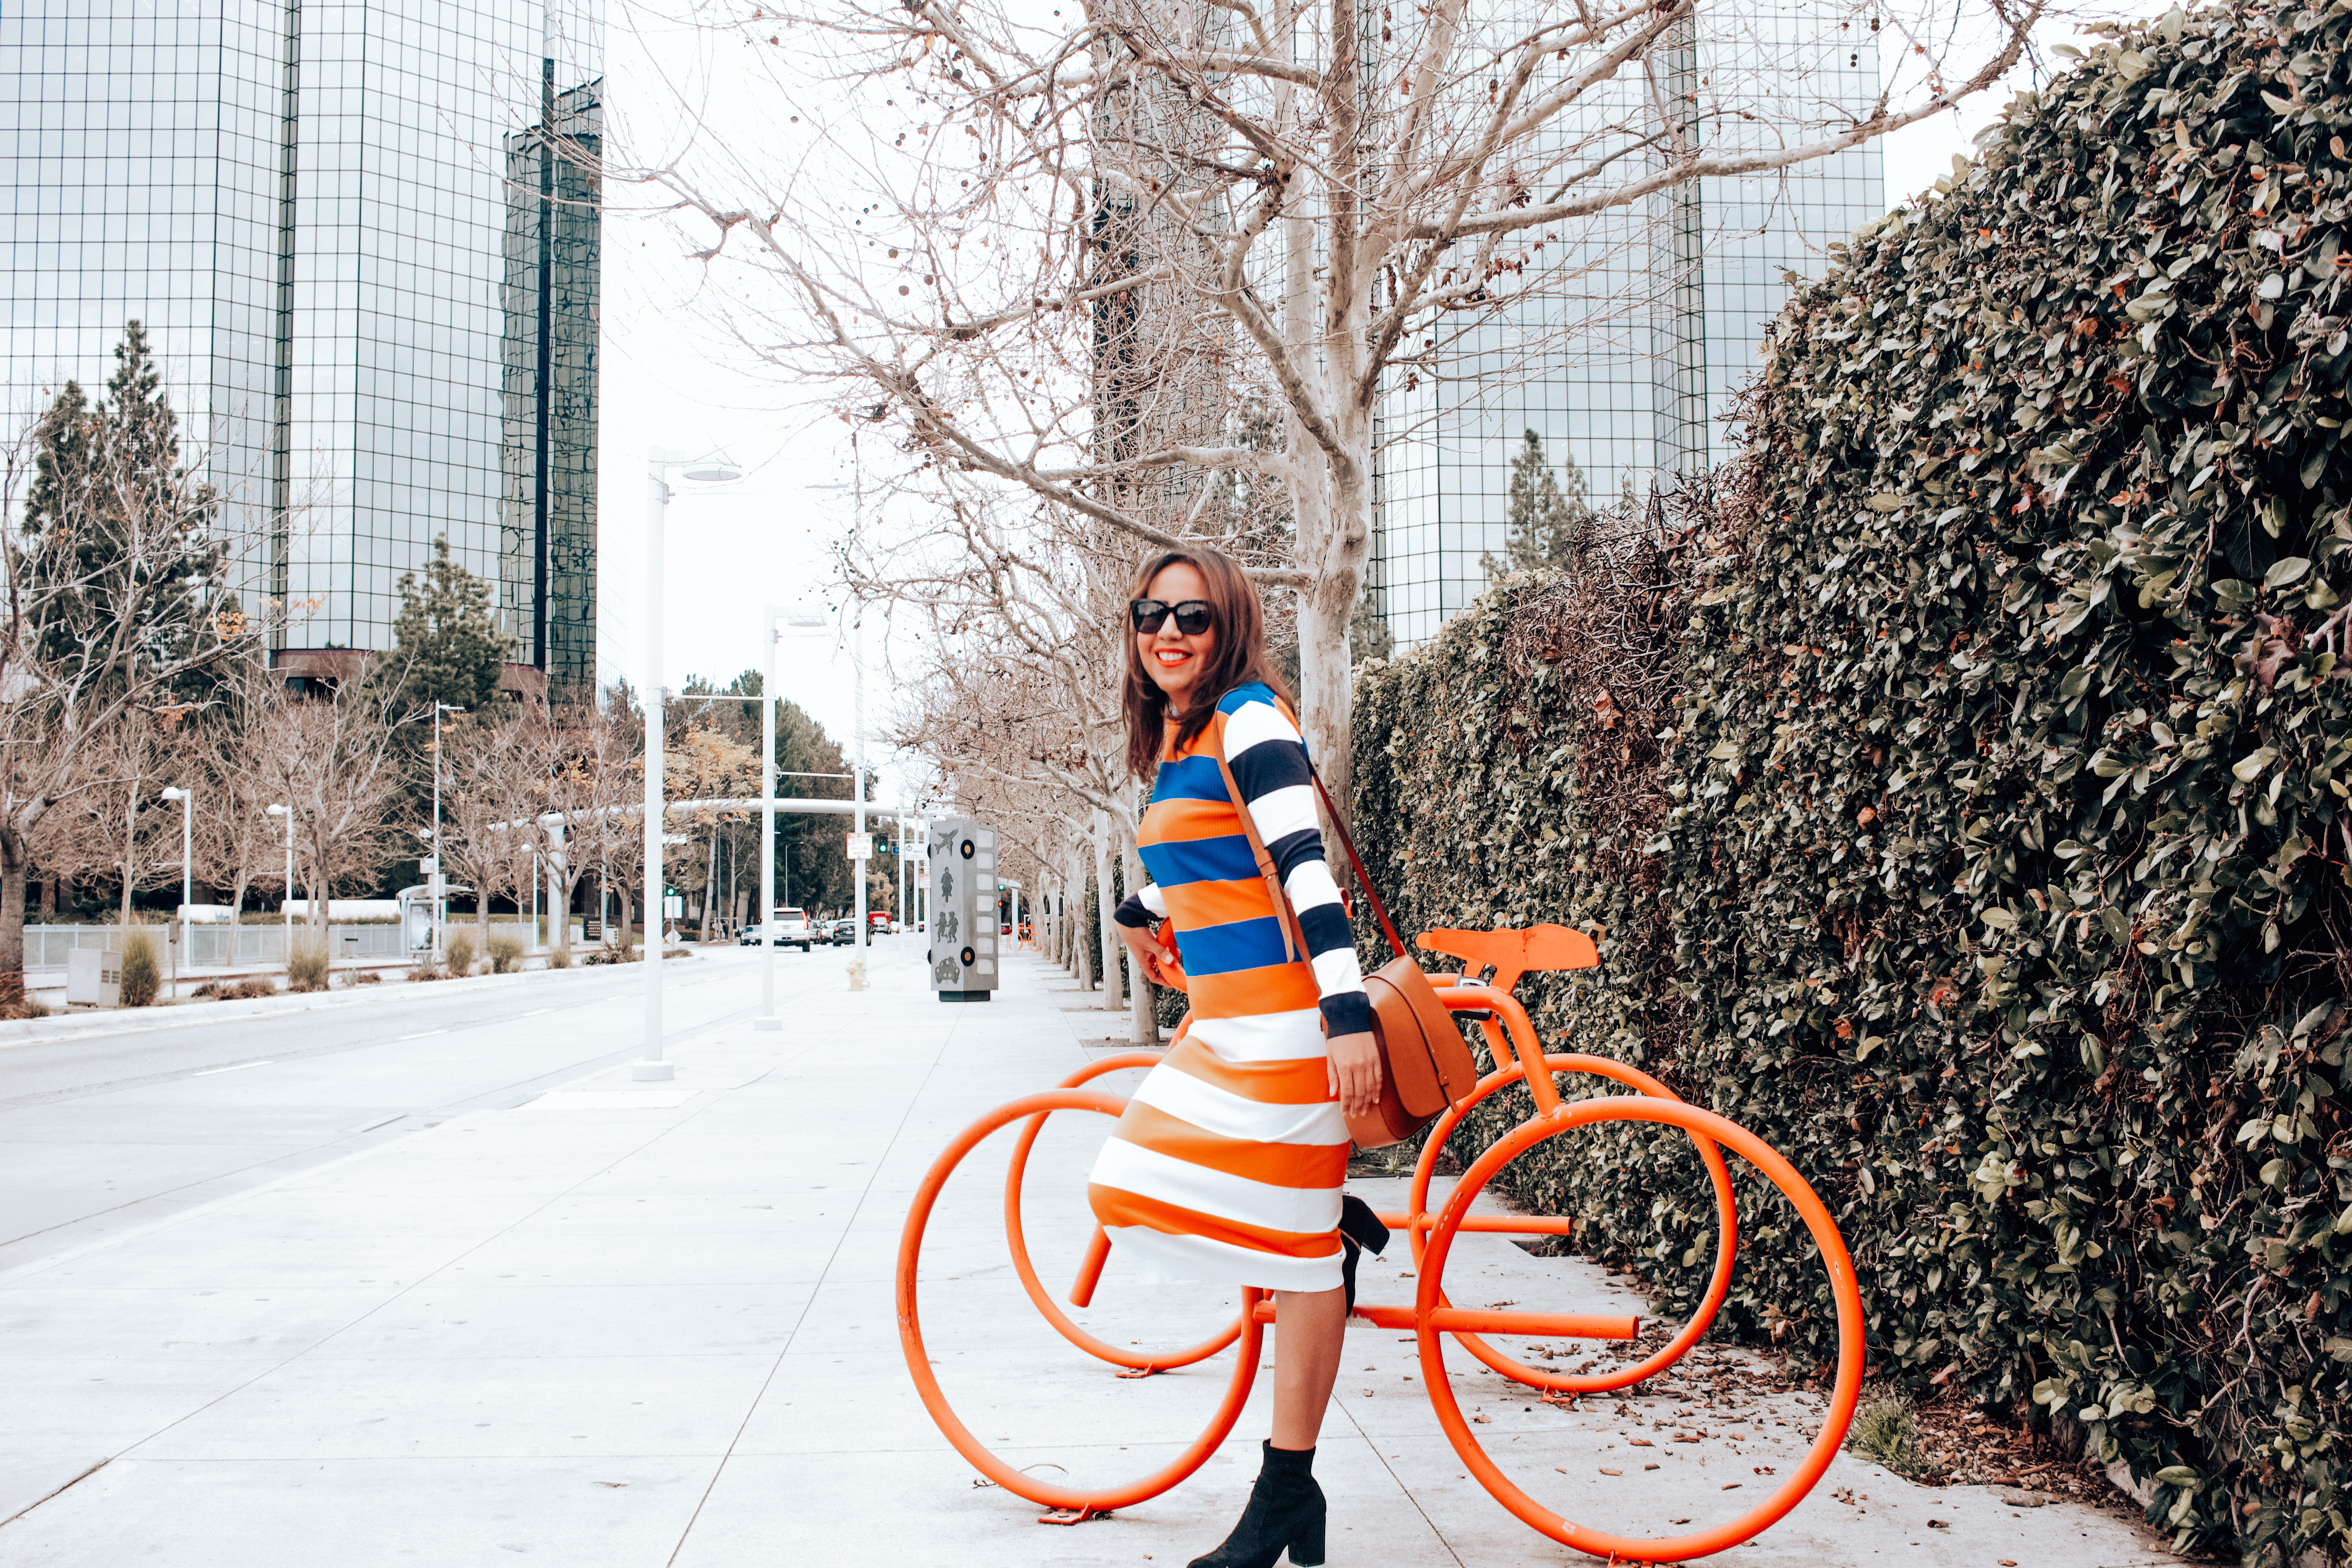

{"left": 897, "top": 1088, "right": 1264, "bottom": 1514}
{"left": 1416, "top": 1096, "right": 1862, "bottom": 1563}
{"left": 1402, "top": 1052, "right": 1737, "bottom": 1396}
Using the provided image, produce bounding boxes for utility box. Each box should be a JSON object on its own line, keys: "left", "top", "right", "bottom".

{"left": 926, "top": 818, "right": 999, "bottom": 1002}
{"left": 66, "top": 948, "right": 121, "bottom": 1008}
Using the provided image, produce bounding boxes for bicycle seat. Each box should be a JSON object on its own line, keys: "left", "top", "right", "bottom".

{"left": 1417, "top": 924, "right": 1602, "bottom": 994}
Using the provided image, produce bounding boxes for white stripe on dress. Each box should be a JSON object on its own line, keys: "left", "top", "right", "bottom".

{"left": 1094, "top": 1138, "right": 1346, "bottom": 1235}
{"left": 1220, "top": 698, "right": 1303, "bottom": 760}
{"left": 1242, "top": 781, "right": 1319, "bottom": 842}
{"left": 1101, "top": 1224, "right": 1345, "bottom": 1290}
{"left": 1187, "top": 1007, "right": 1330, "bottom": 1062}
{"left": 1129, "top": 1063, "right": 1352, "bottom": 1147}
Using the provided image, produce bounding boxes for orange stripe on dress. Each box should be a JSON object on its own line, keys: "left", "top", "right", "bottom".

{"left": 1161, "top": 1035, "right": 1332, "bottom": 1104}
{"left": 1145, "top": 796, "right": 1243, "bottom": 845}
{"left": 1109, "top": 1101, "right": 1350, "bottom": 1190}
{"left": 1187, "top": 962, "right": 1322, "bottom": 1021}
{"left": 1161, "top": 877, "right": 1280, "bottom": 931}
{"left": 1086, "top": 1185, "right": 1344, "bottom": 1259}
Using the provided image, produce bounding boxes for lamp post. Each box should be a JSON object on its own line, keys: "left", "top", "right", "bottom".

{"left": 160, "top": 785, "right": 191, "bottom": 980}
{"left": 756, "top": 603, "right": 830, "bottom": 1030}
{"left": 430, "top": 702, "right": 465, "bottom": 959}
{"left": 265, "top": 804, "right": 291, "bottom": 958}
{"left": 640, "top": 446, "right": 743, "bottom": 1081}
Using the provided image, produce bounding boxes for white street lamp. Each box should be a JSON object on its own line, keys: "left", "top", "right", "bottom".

{"left": 754, "top": 603, "right": 831, "bottom": 1031}
{"left": 160, "top": 785, "right": 192, "bottom": 981}
{"left": 265, "top": 804, "right": 292, "bottom": 951}
{"left": 430, "top": 702, "right": 465, "bottom": 960}
{"left": 641, "top": 446, "right": 743, "bottom": 1080}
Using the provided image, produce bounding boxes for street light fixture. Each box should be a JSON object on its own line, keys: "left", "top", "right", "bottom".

{"left": 751, "top": 603, "right": 832, "bottom": 1031}
{"left": 641, "top": 446, "right": 745, "bottom": 1081}
{"left": 265, "top": 804, "right": 292, "bottom": 945}
{"left": 430, "top": 702, "right": 466, "bottom": 959}
{"left": 160, "top": 786, "right": 192, "bottom": 980}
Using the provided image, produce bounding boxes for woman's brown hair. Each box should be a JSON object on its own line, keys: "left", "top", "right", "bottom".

{"left": 1122, "top": 547, "right": 1293, "bottom": 781}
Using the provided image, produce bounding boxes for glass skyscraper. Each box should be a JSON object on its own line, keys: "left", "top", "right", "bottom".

{"left": 0, "top": 0, "right": 603, "bottom": 692}
{"left": 1374, "top": 4, "right": 1883, "bottom": 648}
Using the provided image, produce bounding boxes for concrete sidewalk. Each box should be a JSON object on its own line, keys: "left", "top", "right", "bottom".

{"left": 0, "top": 945, "right": 2174, "bottom": 1566}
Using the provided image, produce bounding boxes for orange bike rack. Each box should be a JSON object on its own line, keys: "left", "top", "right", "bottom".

{"left": 895, "top": 924, "right": 1863, "bottom": 1560}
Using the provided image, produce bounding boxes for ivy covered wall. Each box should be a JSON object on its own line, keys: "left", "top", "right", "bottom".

{"left": 1351, "top": 4, "right": 2352, "bottom": 1557}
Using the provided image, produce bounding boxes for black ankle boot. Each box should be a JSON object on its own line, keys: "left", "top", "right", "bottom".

{"left": 1338, "top": 1194, "right": 1389, "bottom": 1315}
{"left": 1188, "top": 1441, "right": 1326, "bottom": 1568}
{"left": 1338, "top": 1194, "right": 1389, "bottom": 1256}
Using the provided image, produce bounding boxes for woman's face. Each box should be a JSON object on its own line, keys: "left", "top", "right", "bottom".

{"left": 1138, "top": 561, "right": 1215, "bottom": 706}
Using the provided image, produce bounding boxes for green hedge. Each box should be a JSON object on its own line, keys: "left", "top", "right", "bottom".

{"left": 1352, "top": 4, "right": 2352, "bottom": 1557}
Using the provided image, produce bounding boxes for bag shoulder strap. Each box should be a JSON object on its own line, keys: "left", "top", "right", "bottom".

{"left": 1205, "top": 732, "right": 1306, "bottom": 966}
{"left": 1304, "top": 761, "right": 1411, "bottom": 965}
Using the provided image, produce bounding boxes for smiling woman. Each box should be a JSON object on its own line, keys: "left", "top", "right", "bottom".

{"left": 1087, "top": 544, "right": 1387, "bottom": 1568}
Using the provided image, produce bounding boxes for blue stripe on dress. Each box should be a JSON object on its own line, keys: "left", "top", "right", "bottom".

{"left": 1140, "top": 833, "right": 1262, "bottom": 887}
{"left": 1173, "top": 914, "right": 1294, "bottom": 976}
{"left": 1152, "top": 753, "right": 1230, "bottom": 804}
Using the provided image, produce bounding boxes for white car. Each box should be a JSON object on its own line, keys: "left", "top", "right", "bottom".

{"left": 737, "top": 907, "right": 816, "bottom": 952}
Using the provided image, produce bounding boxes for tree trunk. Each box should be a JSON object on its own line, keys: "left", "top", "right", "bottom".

{"left": 0, "top": 825, "right": 29, "bottom": 1010}
{"left": 39, "top": 876, "right": 54, "bottom": 920}
{"left": 1071, "top": 856, "right": 1094, "bottom": 990}
{"left": 700, "top": 829, "right": 719, "bottom": 944}
{"left": 1091, "top": 808, "right": 1122, "bottom": 1011}
{"left": 616, "top": 881, "right": 636, "bottom": 951}
{"left": 1124, "top": 831, "right": 1155, "bottom": 1045}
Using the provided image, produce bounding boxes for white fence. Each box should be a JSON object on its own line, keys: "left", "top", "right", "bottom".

{"left": 25, "top": 919, "right": 589, "bottom": 971}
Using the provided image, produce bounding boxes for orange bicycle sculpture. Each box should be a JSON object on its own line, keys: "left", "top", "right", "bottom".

{"left": 896, "top": 924, "right": 1863, "bottom": 1564}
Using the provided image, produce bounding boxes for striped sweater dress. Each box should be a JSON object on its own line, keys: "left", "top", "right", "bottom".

{"left": 1086, "top": 682, "right": 1373, "bottom": 1293}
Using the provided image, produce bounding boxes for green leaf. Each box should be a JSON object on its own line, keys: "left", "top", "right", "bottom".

{"left": 2234, "top": 747, "right": 2279, "bottom": 783}
{"left": 1865, "top": 493, "right": 1906, "bottom": 513}
{"left": 2154, "top": 1465, "right": 2200, "bottom": 1488}
{"left": 2264, "top": 557, "right": 2312, "bottom": 589}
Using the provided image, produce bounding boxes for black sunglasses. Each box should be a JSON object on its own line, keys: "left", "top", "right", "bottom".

{"left": 1130, "top": 598, "right": 1214, "bottom": 636}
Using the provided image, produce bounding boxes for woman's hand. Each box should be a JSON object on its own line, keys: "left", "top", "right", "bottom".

{"left": 1115, "top": 921, "right": 1186, "bottom": 990}
{"left": 1326, "top": 1031, "right": 1382, "bottom": 1120}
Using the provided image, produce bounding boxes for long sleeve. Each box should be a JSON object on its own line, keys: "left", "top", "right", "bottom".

{"left": 1220, "top": 694, "right": 1373, "bottom": 1038}
{"left": 1113, "top": 884, "right": 1167, "bottom": 929}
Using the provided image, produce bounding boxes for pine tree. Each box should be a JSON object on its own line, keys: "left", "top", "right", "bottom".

{"left": 1481, "top": 429, "right": 1594, "bottom": 582}
{"left": 382, "top": 534, "right": 512, "bottom": 713}
{"left": 21, "top": 323, "right": 223, "bottom": 690}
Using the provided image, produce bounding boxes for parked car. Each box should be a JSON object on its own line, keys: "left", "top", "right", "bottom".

{"left": 867, "top": 911, "right": 891, "bottom": 935}
{"left": 736, "top": 908, "right": 816, "bottom": 951}
{"left": 828, "top": 918, "right": 858, "bottom": 946}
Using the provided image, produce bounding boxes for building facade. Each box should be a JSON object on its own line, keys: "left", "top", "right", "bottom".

{"left": 1373, "top": 5, "right": 1884, "bottom": 649}
{"left": 0, "top": 0, "right": 602, "bottom": 691}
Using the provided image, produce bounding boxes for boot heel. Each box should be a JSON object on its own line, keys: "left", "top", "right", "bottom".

{"left": 1288, "top": 1512, "right": 1326, "bottom": 1567}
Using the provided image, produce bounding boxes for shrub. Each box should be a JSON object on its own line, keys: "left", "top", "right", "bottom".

{"left": 404, "top": 965, "right": 446, "bottom": 983}
{"left": 487, "top": 933, "right": 524, "bottom": 973}
{"left": 232, "top": 978, "right": 276, "bottom": 1000}
{"left": 347, "top": 969, "right": 381, "bottom": 985}
{"left": 286, "top": 938, "right": 330, "bottom": 993}
{"left": 546, "top": 945, "right": 572, "bottom": 970}
{"left": 1848, "top": 1395, "right": 1927, "bottom": 1480}
{"left": 1352, "top": 5, "right": 2352, "bottom": 1555}
{"left": 444, "top": 930, "right": 476, "bottom": 977}
{"left": 117, "top": 931, "right": 159, "bottom": 1008}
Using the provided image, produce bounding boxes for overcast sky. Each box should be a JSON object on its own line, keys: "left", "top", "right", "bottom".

{"left": 589, "top": 3, "right": 2131, "bottom": 814}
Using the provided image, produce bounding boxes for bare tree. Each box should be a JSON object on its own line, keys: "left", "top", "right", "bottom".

{"left": 439, "top": 709, "right": 540, "bottom": 956}
{"left": 637, "top": 0, "right": 2035, "bottom": 793}
{"left": 253, "top": 680, "right": 416, "bottom": 935}
{"left": 519, "top": 700, "right": 641, "bottom": 960}
{"left": 0, "top": 425, "right": 274, "bottom": 1002}
{"left": 188, "top": 662, "right": 296, "bottom": 920}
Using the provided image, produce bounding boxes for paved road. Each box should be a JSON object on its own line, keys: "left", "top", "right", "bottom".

{"left": 0, "top": 942, "right": 886, "bottom": 1275}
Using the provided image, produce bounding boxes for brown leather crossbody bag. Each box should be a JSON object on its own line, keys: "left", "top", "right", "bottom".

{"left": 1209, "top": 746, "right": 1477, "bottom": 1150}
